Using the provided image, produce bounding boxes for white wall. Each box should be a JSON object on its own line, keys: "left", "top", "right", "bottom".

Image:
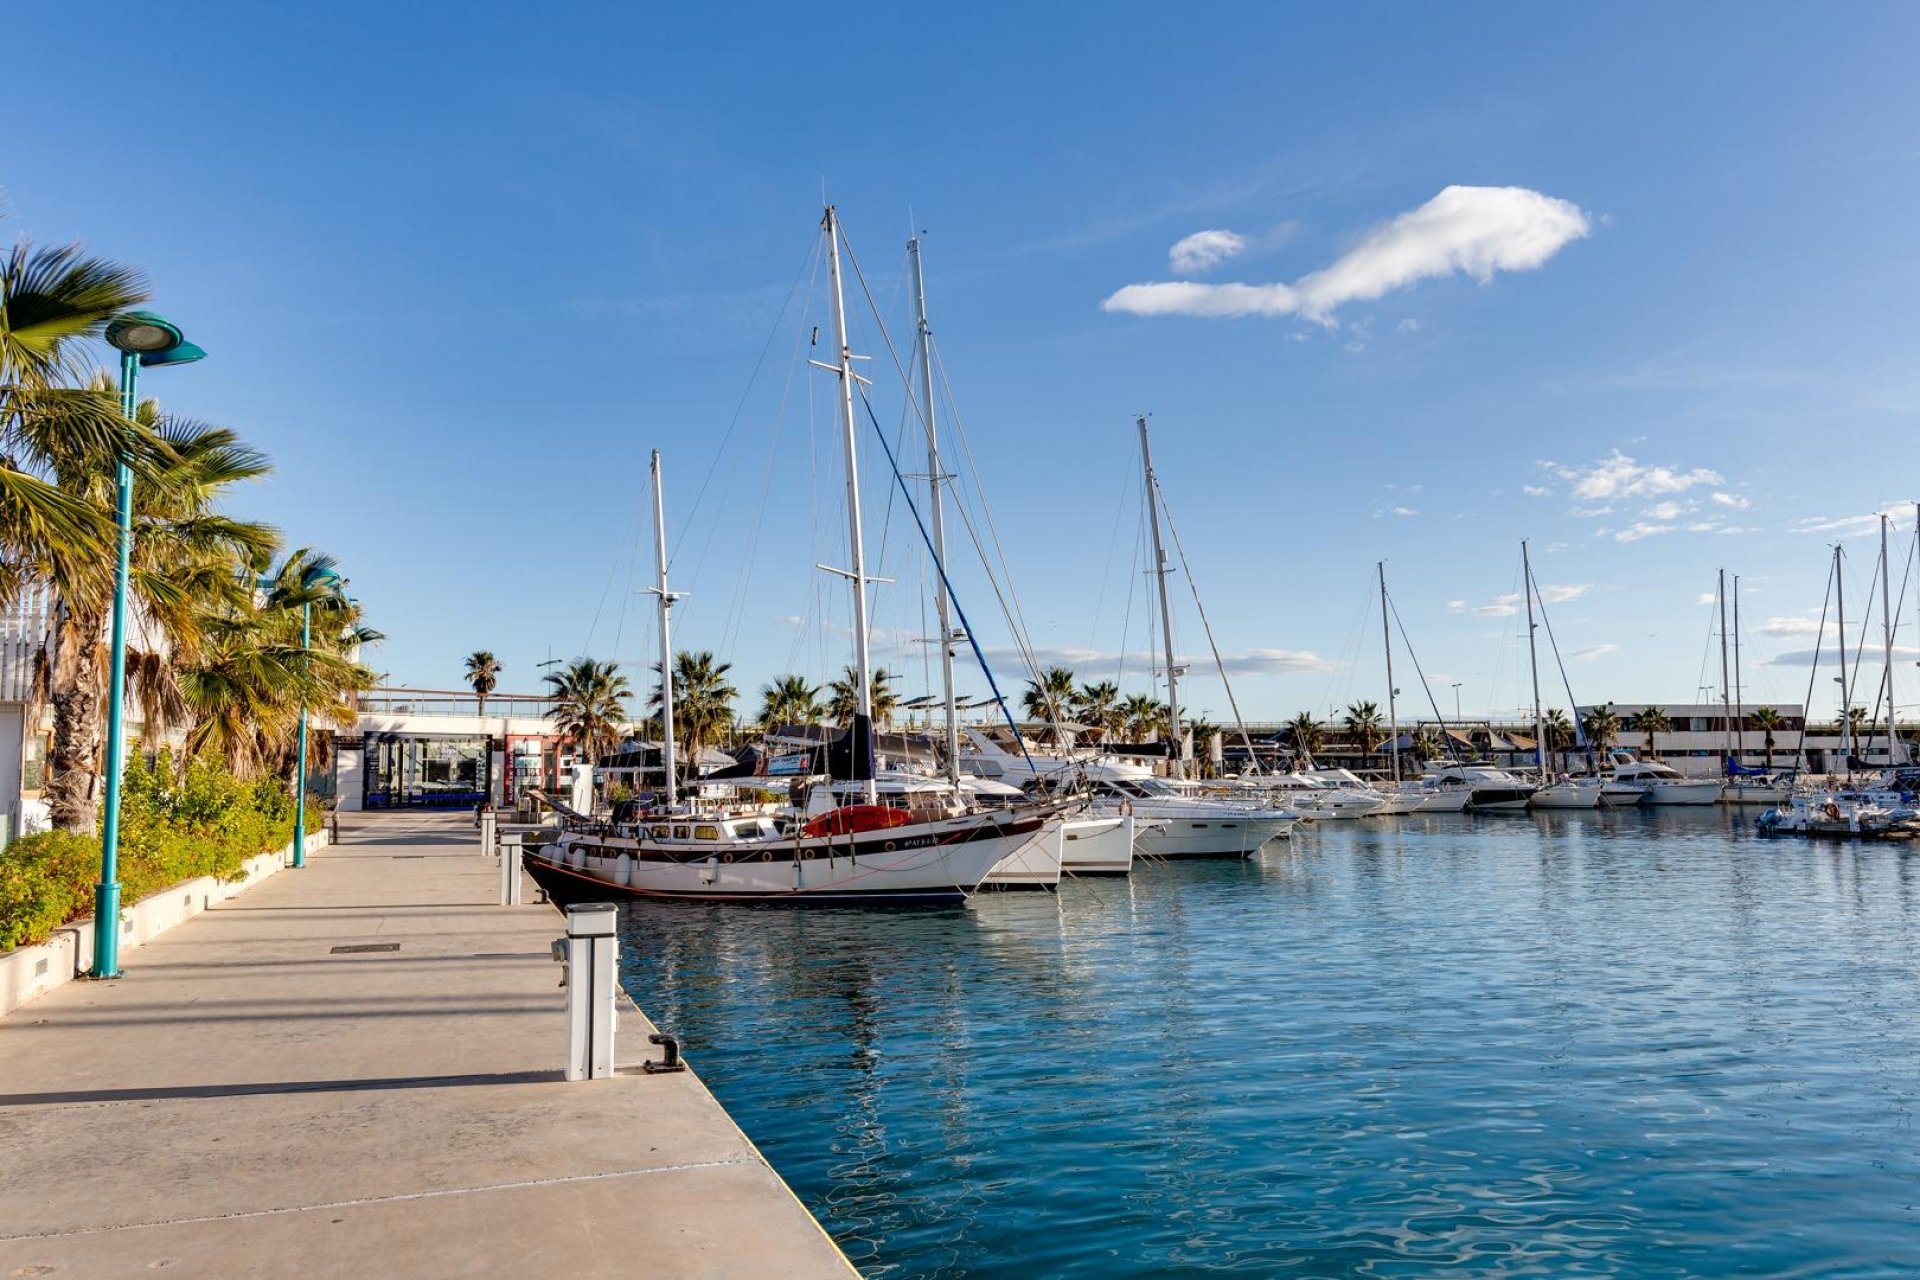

{"left": 336, "top": 744, "right": 365, "bottom": 812}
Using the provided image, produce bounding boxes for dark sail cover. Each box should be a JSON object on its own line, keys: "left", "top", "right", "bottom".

{"left": 827, "top": 714, "right": 876, "bottom": 781}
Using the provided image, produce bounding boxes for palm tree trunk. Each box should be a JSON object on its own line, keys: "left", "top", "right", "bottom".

{"left": 46, "top": 606, "right": 106, "bottom": 833}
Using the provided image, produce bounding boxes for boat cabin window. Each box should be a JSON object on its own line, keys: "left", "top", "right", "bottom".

{"left": 672, "top": 825, "right": 689, "bottom": 840}
{"left": 694, "top": 825, "right": 720, "bottom": 841}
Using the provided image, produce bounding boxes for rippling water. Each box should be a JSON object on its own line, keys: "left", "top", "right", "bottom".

{"left": 615, "top": 809, "right": 1920, "bottom": 1277}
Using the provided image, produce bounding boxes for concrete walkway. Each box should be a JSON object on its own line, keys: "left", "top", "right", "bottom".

{"left": 0, "top": 812, "right": 857, "bottom": 1279}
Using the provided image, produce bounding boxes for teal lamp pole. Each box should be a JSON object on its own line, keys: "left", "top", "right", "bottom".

{"left": 94, "top": 313, "right": 206, "bottom": 979}
{"left": 293, "top": 566, "right": 342, "bottom": 869}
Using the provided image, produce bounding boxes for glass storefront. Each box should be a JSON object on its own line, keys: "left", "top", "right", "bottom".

{"left": 365, "top": 733, "right": 491, "bottom": 809}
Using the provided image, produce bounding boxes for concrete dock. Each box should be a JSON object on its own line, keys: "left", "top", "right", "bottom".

{"left": 0, "top": 812, "right": 857, "bottom": 1279}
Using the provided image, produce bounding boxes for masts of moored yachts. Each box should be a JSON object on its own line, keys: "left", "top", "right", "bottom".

{"left": 1521, "top": 540, "right": 1547, "bottom": 780}
{"left": 1881, "top": 513, "right": 1897, "bottom": 766}
{"left": 1835, "top": 543, "right": 1851, "bottom": 775}
{"left": 648, "top": 448, "right": 679, "bottom": 808}
{"left": 1137, "top": 416, "right": 1185, "bottom": 780}
{"left": 1728, "top": 571, "right": 1743, "bottom": 771}
{"left": 1378, "top": 561, "right": 1400, "bottom": 782}
{"left": 819, "top": 206, "right": 878, "bottom": 804}
{"left": 908, "top": 236, "right": 961, "bottom": 787}
{"left": 1732, "top": 574, "right": 1744, "bottom": 770}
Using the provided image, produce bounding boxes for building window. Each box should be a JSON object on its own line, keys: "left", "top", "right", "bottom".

{"left": 21, "top": 734, "right": 45, "bottom": 793}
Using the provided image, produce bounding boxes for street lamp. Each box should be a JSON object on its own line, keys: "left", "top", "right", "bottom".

{"left": 1451, "top": 683, "right": 1463, "bottom": 721}
{"left": 293, "top": 566, "right": 343, "bottom": 869}
{"left": 92, "top": 313, "right": 205, "bottom": 980}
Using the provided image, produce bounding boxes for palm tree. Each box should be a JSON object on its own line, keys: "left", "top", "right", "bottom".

{"left": 464, "top": 651, "right": 501, "bottom": 718}
{"left": 1285, "top": 711, "right": 1324, "bottom": 764}
{"left": 1021, "top": 665, "right": 1077, "bottom": 725}
{"left": 1412, "top": 728, "right": 1444, "bottom": 763}
{"left": 1750, "top": 706, "right": 1783, "bottom": 771}
{"left": 826, "top": 666, "right": 900, "bottom": 727}
{"left": 648, "top": 650, "right": 738, "bottom": 764}
{"left": 1581, "top": 704, "right": 1621, "bottom": 764}
{"left": 1628, "top": 706, "right": 1672, "bottom": 759}
{"left": 1344, "top": 700, "right": 1385, "bottom": 768}
{"left": 1542, "top": 708, "right": 1575, "bottom": 771}
{"left": 1121, "top": 693, "right": 1164, "bottom": 744}
{"left": 757, "top": 673, "right": 821, "bottom": 729}
{"left": 23, "top": 387, "right": 274, "bottom": 830}
{"left": 1073, "top": 680, "right": 1122, "bottom": 742}
{"left": 1190, "top": 718, "right": 1221, "bottom": 776}
{"left": 546, "top": 658, "right": 632, "bottom": 764}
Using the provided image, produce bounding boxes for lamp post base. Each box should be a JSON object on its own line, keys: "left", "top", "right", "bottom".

{"left": 89, "top": 880, "right": 123, "bottom": 979}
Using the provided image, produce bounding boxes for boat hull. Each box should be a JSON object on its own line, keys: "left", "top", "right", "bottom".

{"left": 529, "top": 810, "right": 1046, "bottom": 903}
{"left": 1529, "top": 784, "right": 1601, "bottom": 810}
{"left": 1643, "top": 781, "right": 1723, "bottom": 806}
{"left": 1411, "top": 790, "right": 1473, "bottom": 813}
{"left": 1128, "top": 814, "right": 1294, "bottom": 859}
{"left": 983, "top": 817, "right": 1066, "bottom": 888}
{"left": 1059, "top": 815, "right": 1136, "bottom": 875}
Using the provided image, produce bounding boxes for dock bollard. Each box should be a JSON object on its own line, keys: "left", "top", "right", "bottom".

{"left": 479, "top": 807, "right": 497, "bottom": 858}
{"left": 499, "top": 834, "right": 525, "bottom": 906}
{"left": 554, "top": 902, "right": 618, "bottom": 1081}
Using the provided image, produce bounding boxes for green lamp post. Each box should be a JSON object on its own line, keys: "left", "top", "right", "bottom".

{"left": 94, "top": 312, "right": 205, "bottom": 979}
{"left": 293, "top": 566, "right": 343, "bottom": 869}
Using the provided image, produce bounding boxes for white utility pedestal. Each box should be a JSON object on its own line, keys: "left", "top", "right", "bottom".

{"left": 479, "top": 807, "right": 497, "bottom": 858}
{"left": 499, "top": 834, "right": 525, "bottom": 906}
{"left": 560, "top": 902, "right": 618, "bottom": 1081}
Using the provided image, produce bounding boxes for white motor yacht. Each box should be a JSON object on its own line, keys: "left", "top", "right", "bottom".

{"left": 1087, "top": 777, "right": 1294, "bottom": 857}
{"left": 1528, "top": 776, "right": 1603, "bottom": 809}
{"left": 1607, "top": 758, "right": 1723, "bottom": 806}
{"left": 1422, "top": 762, "right": 1538, "bottom": 811}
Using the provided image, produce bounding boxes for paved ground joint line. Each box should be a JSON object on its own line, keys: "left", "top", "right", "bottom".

{"left": 0, "top": 1158, "right": 753, "bottom": 1243}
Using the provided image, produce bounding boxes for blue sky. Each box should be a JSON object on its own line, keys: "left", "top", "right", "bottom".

{"left": 9, "top": 2, "right": 1919, "bottom": 724}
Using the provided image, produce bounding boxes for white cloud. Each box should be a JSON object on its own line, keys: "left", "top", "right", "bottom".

{"left": 1615, "top": 521, "right": 1676, "bottom": 543}
{"left": 1447, "top": 582, "right": 1587, "bottom": 616}
{"left": 1522, "top": 485, "right": 1552, "bottom": 498}
{"left": 1571, "top": 643, "right": 1620, "bottom": 660}
{"left": 1756, "top": 615, "right": 1824, "bottom": 638}
{"left": 1789, "top": 507, "right": 1914, "bottom": 538}
{"left": 1711, "top": 492, "right": 1750, "bottom": 510}
{"left": 1104, "top": 185, "right": 1591, "bottom": 323}
{"left": 1645, "top": 501, "right": 1686, "bottom": 521}
{"left": 1390, "top": 505, "right": 1417, "bottom": 517}
{"left": 1538, "top": 583, "right": 1592, "bottom": 604}
{"left": 1397, "top": 318, "right": 1421, "bottom": 333}
{"left": 1696, "top": 593, "right": 1718, "bottom": 605}
{"left": 1541, "top": 451, "right": 1722, "bottom": 504}
{"left": 1767, "top": 644, "right": 1920, "bottom": 668}
{"left": 1168, "top": 229, "right": 1247, "bottom": 274}
{"left": 978, "top": 644, "right": 1335, "bottom": 678}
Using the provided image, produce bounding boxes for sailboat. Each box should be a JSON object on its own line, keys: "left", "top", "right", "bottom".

{"left": 526, "top": 210, "right": 1048, "bottom": 904}
{"left": 1514, "top": 541, "right": 1601, "bottom": 809}
{"left": 1721, "top": 570, "right": 1793, "bottom": 804}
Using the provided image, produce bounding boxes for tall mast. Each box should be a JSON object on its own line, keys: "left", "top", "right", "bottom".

{"left": 1717, "top": 568, "right": 1732, "bottom": 770}
{"left": 1882, "top": 513, "right": 1897, "bottom": 767}
{"left": 1732, "top": 574, "right": 1744, "bottom": 771}
{"left": 1138, "top": 416, "right": 1184, "bottom": 778}
{"left": 1521, "top": 540, "right": 1547, "bottom": 779}
{"left": 648, "top": 449, "right": 679, "bottom": 807}
{"left": 821, "top": 206, "right": 876, "bottom": 803}
{"left": 908, "top": 236, "right": 960, "bottom": 786}
{"left": 1379, "top": 561, "right": 1400, "bottom": 782}
{"left": 1836, "top": 543, "right": 1851, "bottom": 775}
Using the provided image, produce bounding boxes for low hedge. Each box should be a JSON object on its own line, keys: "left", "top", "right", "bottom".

{"left": 0, "top": 754, "right": 325, "bottom": 951}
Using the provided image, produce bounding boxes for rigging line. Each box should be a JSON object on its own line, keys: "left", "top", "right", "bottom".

{"left": 856, "top": 385, "right": 1040, "bottom": 776}
{"left": 838, "top": 228, "right": 1052, "bottom": 694}
{"left": 1086, "top": 447, "right": 1135, "bottom": 656}
{"left": 1844, "top": 542, "right": 1878, "bottom": 719}
{"left": 581, "top": 499, "right": 643, "bottom": 658}
{"left": 1795, "top": 554, "right": 1837, "bottom": 773}
{"left": 1150, "top": 472, "right": 1258, "bottom": 764}
{"left": 1861, "top": 536, "right": 1914, "bottom": 755}
{"left": 718, "top": 244, "right": 821, "bottom": 664}
{"left": 1115, "top": 477, "right": 1145, "bottom": 689}
{"left": 1388, "top": 592, "right": 1465, "bottom": 761}
{"left": 670, "top": 235, "right": 821, "bottom": 567}
{"left": 1527, "top": 559, "right": 1592, "bottom": 762}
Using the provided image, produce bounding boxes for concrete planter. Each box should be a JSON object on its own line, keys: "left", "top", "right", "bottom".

{"left": 0, "top": 829, "right": 329, "bottom": 1018}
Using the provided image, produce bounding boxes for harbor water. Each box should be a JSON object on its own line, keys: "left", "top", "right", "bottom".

{"left": 616, "top": 809, "right": 1920, "bottom": 1277}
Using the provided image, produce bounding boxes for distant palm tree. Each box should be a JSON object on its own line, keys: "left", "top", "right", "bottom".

{"left": 1191, "top": 718, "right": 1221, "bottom": 776}
{"left": 1582, "top": 704, "right": 1621, "bottom": 763}
{"left": 1021, "top": 665, "right": 1077, "bottom": 724}
{"left": 827, "top": 666, "right": 900, "bottom": 728}
{"left": 1344, "top": 700, "right": 1385, "bottom": 768}
{"left": 464, "top": 651, "right": 501, "bottom": 718}
{"left": 649, "top": 650, "right": 738, "bottom": 764}
{"left": 757, "top": 673, "right": 821, "bottom": 729}
{"left": 1121, "top": 693, "right": 1165, "bottom": 744}
{"left": 1749, "top": 706, "right": 1783, "bottom": 770}
{"left": 1628, "top": 706, "right": 1672, "bottom": 759}
{"left": 1412, "top": 729, "right": 1443, "bottom": 763}
{"left": 545, "top": 658, "right": 631, "bottom": 764}
{"left": 1542, "top": 708, "right": 1574, "bottom": 771}
{"left": 1285, "top": 711, "right": 1324, "bottom": 764}
{"left": 1073, "top": 680, "right": 1122, "bottom": 742}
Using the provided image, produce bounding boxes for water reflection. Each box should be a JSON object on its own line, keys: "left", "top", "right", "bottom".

{"left": 618, "top": 810, "right": 1920, "bottom": 1278}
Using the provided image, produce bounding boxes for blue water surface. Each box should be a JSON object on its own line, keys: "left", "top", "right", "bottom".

{"left": 616, "top": 809, "right": 1920, "bottom": 1278}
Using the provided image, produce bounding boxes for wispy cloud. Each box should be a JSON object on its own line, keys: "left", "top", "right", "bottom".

{"left": 1447, "top": 583, "right": 1589, "bottom": 617}
{"left": 1522, "top": 484, "right": 1551, "bottom": 498}
{"left": 1540, "top": 451, "right": 1722, "bottom": 504}
{"left": 1754, "top": 614, "right": 1825, "bottom": 638}
{"left": 976, "top": 644, "right": 1336, "bottom": 678}
{"left": 1571, "top": 643, "right": 1620, "bottom": 660}
{"left": 1767, "top": 644, "right": 1920, "bottom": 667}
{"left": 1104, "top": 185, "right": 1591, "bottom": 323}
{"left": 1711, "top": 492, "right": 1750, "bottom": 510}
{"left": 1789, "top": 507, "right": 1915, "bottom": 538}
{"left": 1168, "top": 229, "right": 1247, "bottom": 274}
{"left": 1614, "top": 521, "right": 1676, "bottom": 543}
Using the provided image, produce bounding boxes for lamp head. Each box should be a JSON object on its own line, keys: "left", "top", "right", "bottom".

{"left": 302, "top": 566, "right": 343, "bottom": 591}
{"left": 105, "top": 312, "right": 206, "bottom": 366}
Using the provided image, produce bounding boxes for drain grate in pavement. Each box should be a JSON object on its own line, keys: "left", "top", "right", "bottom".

{"left": 329, "top": 943, "right": 402, "bottom": 954}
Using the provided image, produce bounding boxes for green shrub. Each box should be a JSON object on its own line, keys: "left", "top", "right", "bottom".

{"left": 0, "top": 753, "right": 315, "bottom": 952}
